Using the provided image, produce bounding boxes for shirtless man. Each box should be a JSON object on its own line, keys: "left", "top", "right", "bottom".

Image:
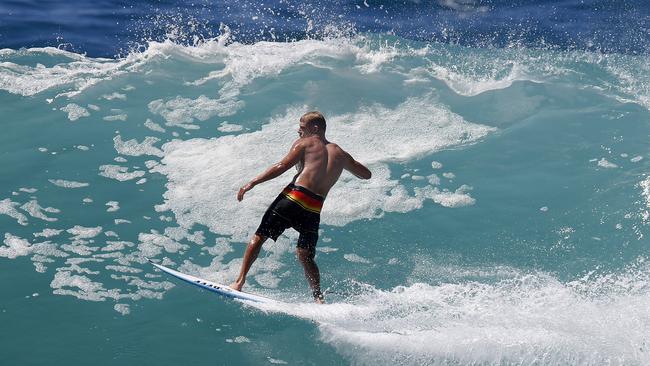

{"left": 230, "top": 111, "right": 372, "bottom": 303}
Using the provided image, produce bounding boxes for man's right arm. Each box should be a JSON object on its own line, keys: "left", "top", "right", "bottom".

{"left": 237, "top": 139, "right": 304, "bottom": 201}
{"left": 344, "top": 152, "right": 372, "bottom": 180}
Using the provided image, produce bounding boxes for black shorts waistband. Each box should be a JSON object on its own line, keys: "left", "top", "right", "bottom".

{"left": 285, "top": 183, "right": 325, "bottom": 202}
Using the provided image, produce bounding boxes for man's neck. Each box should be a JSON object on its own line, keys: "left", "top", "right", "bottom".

{"left": 314, "top": 133, "right": 326, "bottom": 141}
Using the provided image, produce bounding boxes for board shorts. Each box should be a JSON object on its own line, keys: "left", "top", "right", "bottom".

{"left": 255, "top": 183, "right": 324, "bottom": 252}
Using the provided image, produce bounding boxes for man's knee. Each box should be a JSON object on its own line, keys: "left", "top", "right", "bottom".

{"left": 249, "top": 234, "right": 266, "bottom": 248}
{"left": 296, "top": 247, "right": 315, "bottom": 262}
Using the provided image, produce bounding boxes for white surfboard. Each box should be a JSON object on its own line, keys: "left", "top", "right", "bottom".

{"left": 149, "top": 260, "right": 275, "bottom": 304}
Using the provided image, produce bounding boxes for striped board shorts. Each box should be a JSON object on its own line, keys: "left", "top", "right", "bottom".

{"left": 255, "top": 183, "right": 324, "bottom": 251}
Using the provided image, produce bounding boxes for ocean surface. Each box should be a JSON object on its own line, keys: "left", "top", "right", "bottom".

{"left": 1, "top": 1, "right": 649, "bottom": 365}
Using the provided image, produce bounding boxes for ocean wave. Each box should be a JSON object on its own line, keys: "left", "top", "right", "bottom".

{"left": 1, "top": 33, "right": 648, "bottom": 109}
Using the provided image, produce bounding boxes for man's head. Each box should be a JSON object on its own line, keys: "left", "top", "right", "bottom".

{"left": 299, "top": 111, "right": 326, "bottom": 138}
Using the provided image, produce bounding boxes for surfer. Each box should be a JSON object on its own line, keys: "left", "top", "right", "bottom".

{"left": 230, "top": 111, "right": 372, "bottom": 303}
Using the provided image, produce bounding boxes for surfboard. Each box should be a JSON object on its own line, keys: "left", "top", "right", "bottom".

{"left": 149, "top": 260, "right": 275, "bottom": 304}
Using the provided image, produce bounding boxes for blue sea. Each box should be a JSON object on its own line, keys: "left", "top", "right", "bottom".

{"left": 1, "top": 1, "right": 649, "bottom": 365}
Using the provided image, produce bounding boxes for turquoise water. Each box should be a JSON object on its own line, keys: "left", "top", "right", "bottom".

{"left": 1, "top": 33, "right": 649, "bottom": 365}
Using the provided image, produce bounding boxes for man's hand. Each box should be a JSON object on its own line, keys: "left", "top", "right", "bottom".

{"left": 237, "top": 140, "right": 304, "bottom": 202}
{"left": 237, "top": 182, "right": 255, "bottom": 201}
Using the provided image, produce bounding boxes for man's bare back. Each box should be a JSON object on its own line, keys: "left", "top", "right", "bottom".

{"left": 231, "top": 111, "right": 371, "bottom": 303}
{"left": 292, "top": 136, "right": 371, "bottom": 197}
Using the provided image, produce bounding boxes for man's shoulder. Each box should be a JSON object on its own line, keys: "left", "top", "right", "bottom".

{"left": 323, "top": 139, "right": 340, "bottom": 148}
{"left": 325, "top": 142, "right": 349, "bottom": 158}
{"left": 301, "top": 136, "right": 332, "bottom": 147}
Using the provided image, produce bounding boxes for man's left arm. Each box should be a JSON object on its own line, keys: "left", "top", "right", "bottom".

{"left": 237, "top": 140, "right": 304, "bottom": 201}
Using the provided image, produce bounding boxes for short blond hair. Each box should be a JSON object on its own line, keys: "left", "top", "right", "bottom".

{"left": 300, "top": 111, "right": 326, "bottom": 131}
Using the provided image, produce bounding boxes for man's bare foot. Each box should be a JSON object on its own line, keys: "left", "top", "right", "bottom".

{"left": 230, "top": 280, "right": 244, "bottom": 291}
{"left": 313, "top": 290, "right": 325, "bottom": 304}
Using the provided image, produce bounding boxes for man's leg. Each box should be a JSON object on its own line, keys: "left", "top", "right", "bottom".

{"left": 296, "top": 247, "right": 324, "bottom": 303}
{"left": 230, "top": 234, "right": 267, "bottom": 291}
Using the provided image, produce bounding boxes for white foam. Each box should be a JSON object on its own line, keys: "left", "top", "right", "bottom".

{"left": 105, "top": 231, "right": 119, "bottom": 238}
{"left": 201, "top": 239, "right": 233, "bottom": 256}
{"left": 49, "top": 258, "right": 173, "bottom": 302}
{"left": 1, "top": 35, "right": 645, "bottom": 117}
{"left": 33, "top": 228, "right": 63, "bottom": 238}
{"left": 597, "top": 158, "right": 618, "bottom": 169}
{"left": 426, "top": 174, "right": 441, "bottom": 185}
{"left": 101, "top": 241, "right": 133, "bottom": 251}
{"left": 253, "top": 263, "right": 650, "bottom": 365}
{"left": 113, "top": 135, "right": 164, "bottom": 157}
{"left": 50, "top": 271, "right": 113, "bottom": 301}
{"left": 103, "top": 114, "right": 128, "bottom": 122}
{"left": 185, "top": 35, "right": 397, "bottom": 87}
{"left": 76, "top": 145, "right": 90, "bottom": 151}
{"left": 19, "top": 187, "right": 38, "bottom": 193}
{"left": 641, "top": 177, "right": 650, "bottom": 206}
{"left": 0, "top": 47, "right": 129, "bottom": 97}
{"left": 267, "top": 357, "right": 288, "bottom": 365}
{"left": 102, "top": 92, "right": 126, "bottom": 101}
{"left": 61, "top": 242, "right": 99, "bottom": 256}
{"left": 148, "top": 95, "right": 243, "bottom": 129}
{"left": 164, "top": 226, "right": 205, "bottom": 245}
{"left": 144, "top": 160, "right": 159, "bottom": 169}
{"left": 415, "top": 185, "right": 476, "bottom": 208}
{"left": 137, "top": 231, "right": 189, "bottom": 258}
{"left": 427, "top": 62, "right": 524, "bottom": 97}
{"left": 98, "top": 165, "right": 145, "bottom": 181}
{"left": 0, "top": 233, "right": 32, "bottom": 258}
{"left": 317, "top": 246, "right": 339, "bottom": 253}
{"left": 631, "top": 155, "right": 643, "bottom": 163}
{"left": 217, "top": 121, "right": 244, "bottom": 132}
{"left": 254, "top": 272, "right": 281, "bottom": 288}
{"left": 31, "top": 241, "right": 68, "bottom": 258}
{"left": 105, "top": 201, "right": 120, "bottom": 212}
{"left": 180, "top": 239, "right": 289, "bottom": 288}
{"left": 60, "top": 103, "right": 89, "bottom": 121}
{"left": 144, "top": 118, "right": 166, "bottom": 133}
{"left": 66, "top": 225, "right": 102, "bottom": 239}
{"left": 114, "top": 303, "right": 130, "bottom": 315}
{"left": 20, "top": 200, "right": 60, "bottom": 222}
{"left": 153, "top": 98, "right": 493, "bottom": 241}
{"left": 48, "top": 179, "right": 89, "bottom": 188}
{"left": 641, "top": 177, "right": 650, "bottom": 223}
{"left": 430, "top": 161, "right": 443, "bottom": 169}
{"left": 114, "top": 219, "right": 131, "bottom": 225}
{"left": 438, "top": 0, "right": 489, "bottom": 12}
{"left": 0, "top": 198, "right": 29, "bottom": 225}
{"left": 106, "top": 265, "right": 142, "bottom": 274}
{"left": 343, "top": 253, "right": 371, "bottom": 264}
{"left": 232, "top": 336, "right": 250, "bottom": 343}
